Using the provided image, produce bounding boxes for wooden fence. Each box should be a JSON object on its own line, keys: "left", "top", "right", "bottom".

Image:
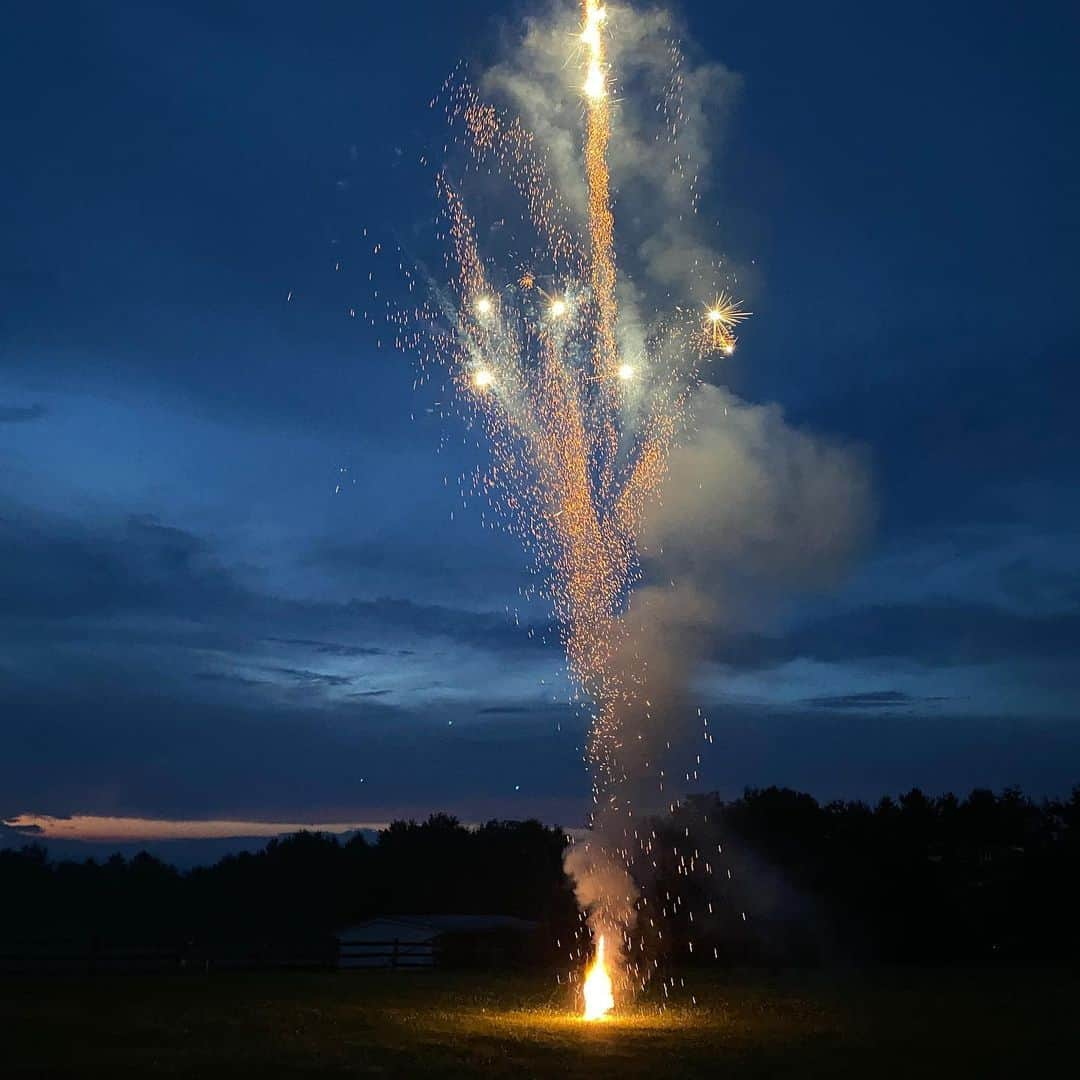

{"left": 337, "top": 937, "right": 437, "bottom": 970}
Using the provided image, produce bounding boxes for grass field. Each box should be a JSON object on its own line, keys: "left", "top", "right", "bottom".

{"left": 3, "top": 967, "right": 1077, "bottom": 1077}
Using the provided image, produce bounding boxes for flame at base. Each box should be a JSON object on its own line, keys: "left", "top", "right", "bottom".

{"left": 581, "top": 934, "right": 615, "bottom": 1021}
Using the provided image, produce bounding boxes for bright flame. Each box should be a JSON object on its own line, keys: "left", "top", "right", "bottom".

{"left": 475, "top": 296, "right": 493, "bottom": 316}
{"left": 581, "top": 934, "right": 615, "bottom": 1021}
{"left": 582, "top": 3, "right": 607, "bottom": 99}
{"left": 473, "top": 368, "right": 494, "bottom": 389}
{"left": 580, "top": 3, "right": 606, "bottom": 48}
{"left": 550, "top": 297, "right": 568, "bottom": 317}
{"left": 617, "top": 362, "right": 635, "bottom": 381}
{"left": 583, "top": 62, "right": 606, "bottom": 100}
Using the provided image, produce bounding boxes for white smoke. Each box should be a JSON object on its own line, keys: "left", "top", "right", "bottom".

{"left": 483, "top": 0, "right": 751, "bottom": 367}
{"left": 610, "top": 384, "right": 872, "bottom": 804}
{"left": 563, "top": 839, "right": 639, "bottom": 968}
{"left": 473, "top": 0, "right": 872, "bottom": 967}
{"left": 644, "top": 383, "right": 874, "bottom": 608}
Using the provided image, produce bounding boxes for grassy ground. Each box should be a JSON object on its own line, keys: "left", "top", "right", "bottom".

{"left": 3, "top": 967, "right": 1077, "bottom": 1078}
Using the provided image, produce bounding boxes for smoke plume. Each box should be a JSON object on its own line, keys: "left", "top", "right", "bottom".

{"left": 473, "top": 1, "right": 872, "bottom": 973}
{"left": 614, "top": 384, "right": 873, "bottom": 797}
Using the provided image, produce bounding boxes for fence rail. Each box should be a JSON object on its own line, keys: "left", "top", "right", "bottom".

{"left": 338, "top": 938, "right": 437, "bottom": 969}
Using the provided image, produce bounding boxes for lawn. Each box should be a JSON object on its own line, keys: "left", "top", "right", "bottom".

{"left": 3, "top": 967, "right": 1076, "bottom": 1077}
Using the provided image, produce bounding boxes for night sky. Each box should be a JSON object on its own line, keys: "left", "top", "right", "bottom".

{"left": 2, "top": 0, "right": 1078, "bottom": 848}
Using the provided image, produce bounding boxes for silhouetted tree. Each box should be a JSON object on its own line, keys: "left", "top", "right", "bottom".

{"left": 2, "top": 787, "right": 1078, "bottom": 970}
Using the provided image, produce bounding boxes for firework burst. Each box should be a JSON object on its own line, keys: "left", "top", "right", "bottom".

{"left": 704, "top": 292, "right": 751, "bottom": 354}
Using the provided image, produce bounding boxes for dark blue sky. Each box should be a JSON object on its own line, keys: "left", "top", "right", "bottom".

{"left": 2, "top": 0, "right": 1078, "bottom": 840}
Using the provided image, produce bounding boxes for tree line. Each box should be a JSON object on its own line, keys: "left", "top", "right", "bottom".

{"left": 643, "top": 785, "right": 1080, "bottom": 965}
{"left": 2, "top": 786, "right": 1078, "bottom": 969}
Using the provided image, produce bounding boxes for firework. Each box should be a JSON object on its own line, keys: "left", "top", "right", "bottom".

{"left": 386, "top": 0, "right": 749, "bottom": 1013}
{"left": 704, "top": 292, "right": 751, "bottom": 354}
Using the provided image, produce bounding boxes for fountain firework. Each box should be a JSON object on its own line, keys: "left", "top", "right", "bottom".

{"left": 387, "top": 0, "right": 749, "bottom": 1014}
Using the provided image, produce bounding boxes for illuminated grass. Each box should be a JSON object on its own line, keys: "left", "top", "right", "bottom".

{"left": 3, "top": 969, "right": 1077, "bottom": 1077}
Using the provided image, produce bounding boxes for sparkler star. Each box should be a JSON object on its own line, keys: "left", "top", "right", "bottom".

{"left": 704, "top": 293, "right": 750, "bottom": 352}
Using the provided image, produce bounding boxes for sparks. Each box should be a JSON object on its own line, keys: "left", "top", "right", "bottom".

{"left": 617, "top": 362, "right": 635, "bottom": 381}
{"left": 472, "top": 368, "right": 494, "bottom": 389}
{"left": 704, "top": 292, "right": 750, "bottom": 351}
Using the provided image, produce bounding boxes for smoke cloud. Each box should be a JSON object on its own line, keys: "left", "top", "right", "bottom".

{"left": 473, "top": 1, "right": 872, "bottom": 969}
{"left": 644, "top": 384, "right": 873, "bottom": 608}
{"left": 563, "top": 839, "right": 639, "bottom": 970}
{"left": 612, "top": 384, "right": 873, "bottom": 797}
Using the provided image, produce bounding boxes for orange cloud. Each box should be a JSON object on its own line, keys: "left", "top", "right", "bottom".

{"left": 3, "top": 814, "right": 387, "bottom": 843}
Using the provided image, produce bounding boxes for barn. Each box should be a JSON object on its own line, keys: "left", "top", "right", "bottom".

{"left": 337, "top": 915, "right": 540, "bottom": 970}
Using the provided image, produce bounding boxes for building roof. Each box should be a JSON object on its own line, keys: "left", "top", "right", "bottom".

{"left": 338, "top": 915, "right": 538, "bottom": 940}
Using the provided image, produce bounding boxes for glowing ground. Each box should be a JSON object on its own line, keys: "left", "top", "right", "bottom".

{"left": 5, "top": 968, "right": 1078, "bottom": 1077}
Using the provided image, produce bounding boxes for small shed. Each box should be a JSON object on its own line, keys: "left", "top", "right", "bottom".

{"left": 337, "top": 915, "right": 539, "bottom": 970}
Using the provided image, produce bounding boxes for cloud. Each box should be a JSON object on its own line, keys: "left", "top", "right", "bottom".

{"left": 264, "top": 637, "right": 396, "bottom": 658}
{"left": 0, "top": 679, "right": 586, "bottom": 824}
{"left": 258, "top": 666, "right": 355, "bottom": 688}
{"left": 0, "top": 508, "right": 577, "bottom": 823}
{"left": 0, "top": 502, "right": 576, "bottom": 817}
{"left": 0, "top": 403, "right": 47, "bottom": 424}
{"left": 0, "top": 504, "right": 552, "bottom": 660}
{"left": 2, "top": 813, "right": 382, "bottom": 843}
{"left": 194, "top": 671, "right": 265, "bottom": 688}
{"left": 0, "top": 508, "right": 241, "bottom": 619}
{"left": 998, "top": 559, "right": 1080, "bottom": 611}
{"left": 340, "top": 596, "right": 556, "bottom": 656}
{"left": 1, "top": 819, "right": 43, "bottom": 838}
{"left": 803, "top": 690, "right": 941, "bottom": 710}
{"left": 726, "top": 600, "right": 1080, "bottom": 670}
